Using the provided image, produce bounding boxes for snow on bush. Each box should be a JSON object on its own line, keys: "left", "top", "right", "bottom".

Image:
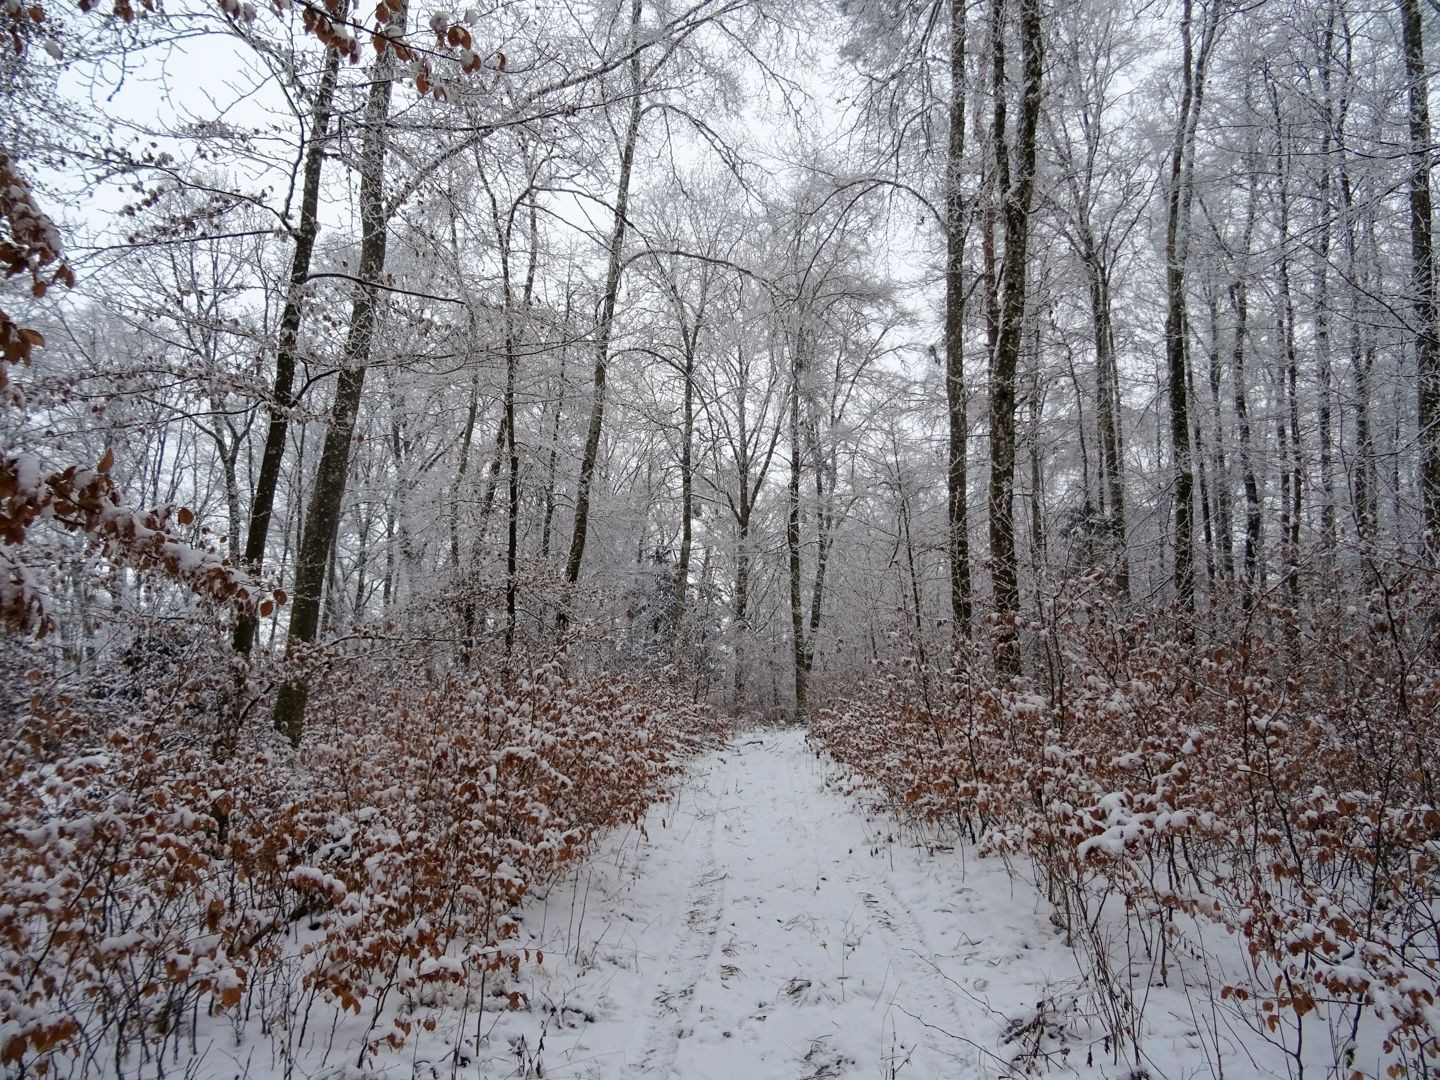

{"left": 0, "top": 634, "right": 728, "bottom": 1073}
{"left": 812, "top": 571, "right": 1440, "bottom": 1079}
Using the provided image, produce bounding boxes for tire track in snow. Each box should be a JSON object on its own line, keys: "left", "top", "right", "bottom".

{"left": 495, "top": 732, "right": 1071, "bottom": 1080}
{"left": 788, "top": 745, "right": 974, "bottom": 1078}
{"left": 723, "top": 736, "right": 973, "bottom": 1079}
{"left": 624, "top": 754, "right": 731, "bottom": 1078}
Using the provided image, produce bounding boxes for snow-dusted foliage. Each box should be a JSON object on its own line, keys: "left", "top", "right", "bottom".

{"left": 0, "top": 636, "right": 727, "bottom": 1073}
{"left": 812, "top": 573, "right": 1440, "bottom": 1078}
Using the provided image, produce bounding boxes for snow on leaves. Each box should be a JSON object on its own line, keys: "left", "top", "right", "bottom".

{"left": 0, "top": 654, "right": 728, "bottom": 1074}
{"left": 0, "top": 448, "right": 278, "bottom": 635}
{"left": 812, "top": 583, "right": 1440, "bottom": 1078}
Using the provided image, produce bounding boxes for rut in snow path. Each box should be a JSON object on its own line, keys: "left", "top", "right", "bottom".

{"left": 617, "top": 732, "right": 973, "bottom": 1080}
{"left": 497, "top": 729, "right": 1087, "bottom": 1080}
{"left": 624, "top": 728, "right": 973, "bottom": 1080}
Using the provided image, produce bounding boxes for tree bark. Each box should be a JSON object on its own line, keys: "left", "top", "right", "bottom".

{"left": 1232, "top": 169, "right": 1261, "bottom": 610}
{"left": 945, "top": 0, "right": 972, "bottom": 635}
{"left": 986, "top": 0, "right": 1042, "bottom": 675}
{"left": 272, "top": 19, "right": 401, "bottom": 745}
{"left": 787, "top": 334, "right": 807, "bottom": 721}
{"left": 674, "top": 330, "right": 697, "bottom": 624}
{"left": 1088, "top": 251, "right": 1130, "bottom": 595}
{"left": 233, "top": 47, "right": 340, "bottom": 658}
{"left": 1201, "top": 292, "right": 1231, "bottom": 580}
{"left": 1401, "top": 0, "right": 1440, "bottom": 547}
{"left": 1315, "top": 9, "right": 1337, "bottom": 556}
{"left": 1163, "top": 0, "right": 1219, "bottom": 613}
{"left": 540, "top": 310, "right": 569, "bottom": 561}
{"left": 562, "top": 0, "right": 645, "bottom": 618}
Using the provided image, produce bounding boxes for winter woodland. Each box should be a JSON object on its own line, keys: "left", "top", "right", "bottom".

{"left": 1, "top": 0, "right": 1438, "bottom": 1074}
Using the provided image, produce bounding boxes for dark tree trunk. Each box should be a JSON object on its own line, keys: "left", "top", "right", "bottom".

{"left": 563, "top": 0, "right": 645, "bottom": 616}
{"left": 1088, "top": 255, "right": 1130, "bottom": 595}
{"left": 1163, "top": 0, "right": 1219, "bottom": 613}
{"left": 787, "top": 341, "right": 807, "bottom": 721}
{"left": 945, "top": 0, "right": 972, "bottom": 635}
{"left": 986, "top": 0, "right": 1043, "bottom": 675}
{"left": 272, "top": 16, "right": 401, "bottom": 745}
{"left": 1402, "top": 0, "right": 1440, "bottom": 546}
{"left": 233, "top": 48, "right": 340, "bottom": 658}
{"left": 1203, "top": 292, "right": 1233, "bottom": 580}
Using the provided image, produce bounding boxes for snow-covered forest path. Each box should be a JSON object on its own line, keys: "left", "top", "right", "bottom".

{"left": 482, "top": 729, "right": 1103, "bottom": 1080}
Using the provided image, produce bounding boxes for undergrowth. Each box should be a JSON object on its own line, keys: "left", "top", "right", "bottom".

{"left": 0, "top": 624, "right": 727, "bottom": 1075}
{"left": 812, "top": 566, "right": 1440, "bottom": 1079}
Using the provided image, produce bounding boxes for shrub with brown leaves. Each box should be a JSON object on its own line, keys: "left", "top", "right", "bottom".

{"left": 812, "top": 569, "right": 1440, "bottom": 1078}
{"left": 0, "top": 629, "right": 728, "bottom": 1074}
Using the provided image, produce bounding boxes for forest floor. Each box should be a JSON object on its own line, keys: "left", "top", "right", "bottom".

{"left": 194, "top": 730, "right": 1306, "bottom": 1079}
{"left": 363, "top": 729, "right": 1249, "bottom": 1080}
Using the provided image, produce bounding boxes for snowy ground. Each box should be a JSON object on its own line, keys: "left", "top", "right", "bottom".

{"left": 399, "top": 729, "right": 1240, "bottom": 1080}
{"left": 181, "top": 729, "right": 1323, "bottom": 1079}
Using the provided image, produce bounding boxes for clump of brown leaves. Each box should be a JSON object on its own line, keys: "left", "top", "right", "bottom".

{"left": 813, "top": 569, "right": 1440, "bottom": 1079}
{"left": 0, "top": 634, "right": 727, "bottom": 1073}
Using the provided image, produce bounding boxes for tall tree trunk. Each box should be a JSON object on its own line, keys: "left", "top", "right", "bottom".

{"left": 562, "top": 0, "right": 645, "bottom": 617}
{"left": 1353, "top": 311, "right": 1377, "bottom": 541}
{"left": 1205, "top": 290, "right": 1234, "bottom": 579}
{"left": 233, "top": 47, "right": 340, "bottom": 658}
{"left": 1315, "top": 10, "right": 1337, "bottom": 556}
{"left": 504, "top": 329, "right": 519, "bottom": 657}
{"left": 787, "top": 342, "right": 807, "bottom": 722}
{"left": 451, "top": 372, "right": 479, "bottom": 569}
{"left": 504, "top": 200, "right": 539, "bottom": 657}
{"left": 945, "top": 0, "right": 972, "bottom": 635}
{"left": 1164, "top": 0, "right": 1219, "bottom": 613}
{"left": 986, "top": 0, "right": 1042, "bottom": 675}
{"left": 272, "top": 16, "right": 402, "bottom": 745}
{"left": 1027, "top": 385, "right": 1046, "bottom": 589}
{"left": 1188, "top": 357, "right": 1216, "bottom": 594}
{"left": 353, "top": 506, "right": 371, "bottom": 619}
{"left": 1088, "top": 253, "right": 1130, "bottom": 595}
{"left": 897, "top": 472, "right": 931, "bottom": 707}
{"left": 541, "top": 341, "right": 568, "bottom": 560}
{"left": 1271, "top": 84, "right": 1302, "bottom": 605}
{"left": 478, "top": 168, "right": 539, "bottom": 660}
{"left": 497, "top": 229, "right": 520, "bottom": 659}
{"left": 1401, "top": 0, "right": 1440, "bottom": 546}
{"left": 1338, "top": 81, "right": 1377, "bottom": 542}
{"left": 674, "top": 333, "right": 696, "bottom": 625}
{"left": 478, "top": 410, "right": 508, "bottom": 527}
{"left": 1232, "top": 171, "right": 1262, "bottom": 610}
{"left": 732, "top": 511, "right": 751, "bottom": 710}
{"left": 804, "top": 419, "right": 835, "bottom": 675}
{"left": 456, "top": 375, "right": 483, "bottom": 662}
{"left": 220, "top": 433, "right": 242, "bottom": 562}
